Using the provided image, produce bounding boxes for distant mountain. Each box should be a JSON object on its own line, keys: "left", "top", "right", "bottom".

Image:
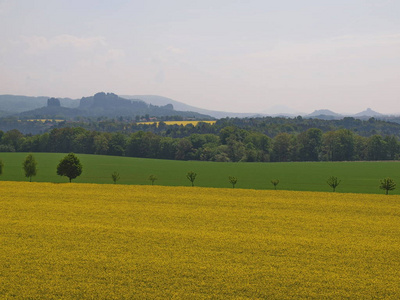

{"left": 16, "top": 92, "right": 214, "bottom": 120}
{"left": 304, "top": 108, "right": 388, "bottom": 120}
{"left": 0, "top": 95, "right": 78, "bottom": 114}
{"left": 1, "top": 93, "right": 394, "bottom": 121}
{"left": 78, "top": 92, "right": 149, "bottom": 117}
{"left": 354, "top": 108, "right": 382, "bottom": 117}
{"left": 18, "top": 98, "right": 81, "bottom": 119}
{"left": 121, "top": 95, "right": 265, "bottom": 118}
{"left": 306, "top": 109, "right": 343, "bottom": 118}
{"left": 18, "top": 105, "right": 82, "bottom": 119}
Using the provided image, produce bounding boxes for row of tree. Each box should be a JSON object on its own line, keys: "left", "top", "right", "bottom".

{"left": 0, "top": 153, "right": 82, "bottom": 182}
{"left": 184, "top": 173, "right": 396, "bottom": 195}
{"left": 4, "top": 155, "right": 395, "bottom": 194}
{"left": 0, "top": 126, "right": 399, "bottom": 162}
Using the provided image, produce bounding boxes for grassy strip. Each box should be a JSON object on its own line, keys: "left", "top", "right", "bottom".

{"left": 0, "top": 152, "right": 399, "bottom": 194}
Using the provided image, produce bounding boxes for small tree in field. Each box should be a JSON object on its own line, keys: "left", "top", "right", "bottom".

{"left": 111, "top": 171, "right": 120, "bottom": 184}
{"left": 379, "top": 177, "right": 396, "bottom": 195}
{"left": 57, "top": 153, "right": 82, "bottom": 182}
{"left": 228, "top": 176, "right": 238, "bottom": 188}
{"left": 327, "top": 176, "right": 341, "bottom": 192}
{"left": 23, "top": 154, "right": 37, "bottom": 182}
{"left": 186, "top": 171, "right": 197, "bottom": 187}
{"left": 271, "top": 179, "right": 280, "bottom": 190}
{"left": 148, "top": 174, "right": 158, "bottom": 185}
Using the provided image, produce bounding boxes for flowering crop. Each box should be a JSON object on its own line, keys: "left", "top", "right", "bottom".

{"left": 137, "top": 120, "right": 216, "bottom": 126}
{"left": 1, "top": 182, "right": 400, "bottom": 298}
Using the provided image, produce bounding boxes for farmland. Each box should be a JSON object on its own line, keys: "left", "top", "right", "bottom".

{"left": 1, "top": 152, "right": 400, "bottom": 194}
{"left": 136, "top": 120, "right": 217, "bottom": 126}
{"left": 1, "top": 181, "right": 399, "bottom": 298}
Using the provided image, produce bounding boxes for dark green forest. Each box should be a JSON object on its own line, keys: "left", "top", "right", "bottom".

{"left": 0, "top": 116, "right": 399, "bottom": 162}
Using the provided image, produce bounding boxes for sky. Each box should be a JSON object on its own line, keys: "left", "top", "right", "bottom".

{"left": 1, "top": 0, "right": 399, "bottom": 115}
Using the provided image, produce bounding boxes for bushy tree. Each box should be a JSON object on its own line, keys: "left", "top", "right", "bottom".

{"left": 23, "top": 154, "right": 37, "bottom": 182}
{"left": 175, "top": 139, "right": 194, "bottom": 160}
{"left": 2, "top": 129, "right": 23, "bottom": 151}
{"left": 384, "top": 135, "right": 399, "bottom": 160}
{"left": 298, "top": 128, "right": 322, "bottom": 161}
{"left": 228, "top": 176, "right": 238, "bottom": 188}
{"left": 271, "top": 179, "right": 280, "bottom": 190}
{"left": 108, "top": 132, "right": 127, "bottom": 156}
{"left": 148, "top": 174, "right": 158, "bottom": 185}
{"left": 327, "top": 176, "right": 341, "bottom": 192}
{"left": 57, "top": 153, "right": 82, "bottom": 182}
{"left": 323, "top": 130, "right": 355, "bottom": 161}
{"left": 111, "top": 171, "right": 120, "bottom": 184}
{"left": 379, "top": 177, "right": 396, "bottom": 195}
{"left": 271, "top": 133, "right": 293, "bottom": 162}
{"left": 367, "top": 135, "right": 387, "bottom": 160}
{"left": 186, "top": 171, "right": 197, "bottom": 187}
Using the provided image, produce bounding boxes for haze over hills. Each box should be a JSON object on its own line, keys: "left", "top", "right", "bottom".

{"left": 354, "top": 108, "right": 383, "bottom": 117}
{"left": 122, "top": 95, "right": 264, "bottom": 119}
{"left": 0, "top": 93, "right": 397, "bottom": 120}
{"left": 261, "top": 105, "right": 304, "bottom": 116}
{"left": 0, "top": 95, "right": 78, "bottom": 113}
{"left": 307, "top": 109, "right": 342, "bottom": 117}
{"left": 123, "top": 95, "right": 394, "bottom": 119}
{"left": 7, "top": 93, "right": 213, "bottom": 120}
{"left": 305, "top": 108, "right": 384, "bottom": 120}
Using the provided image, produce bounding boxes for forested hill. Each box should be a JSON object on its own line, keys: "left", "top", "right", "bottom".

{"left": 15, "top": 92, "right": 213, "bottom": 120}
{"left": 215, "top": 116, "right": 400, "bottom": 137}
{"left": 52, "top": 115, "right": 400, "bottom": 138}
{"left": 0, "top": 95, "right": 77, "bottom": 113}
{"left": 1, "top": 114, "right": 400, "bottom": 137}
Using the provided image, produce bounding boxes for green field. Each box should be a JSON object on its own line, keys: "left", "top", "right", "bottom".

{"left": 1, "top": 152, "right": 399, "bottom": 194}
{"left": 1, "top": 182, "right": 400, "bottom": 298}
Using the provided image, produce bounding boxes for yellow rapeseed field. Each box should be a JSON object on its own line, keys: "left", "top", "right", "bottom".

{"left": 1, "top": 181, "right": 400, "bottom": 299}
{"left": 137, "top": 120, "right": 216, "bottom": 126}
{"left": 26, "top": 119, "right": 64, "bottom": 122}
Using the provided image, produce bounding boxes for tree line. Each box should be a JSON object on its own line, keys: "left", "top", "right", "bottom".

{"left": 0, "top": 125, "right": 399, "bottom": 162}
{"left": 3, "top": 114, "right": 400, "bottom": 137}
{"left": 1, "top": 155, "right": 396, "bottom": 195}
{"left": 0, "top": 153, "right": 82, "bottom": 182}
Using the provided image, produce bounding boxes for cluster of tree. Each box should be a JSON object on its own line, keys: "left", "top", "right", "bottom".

{"left": 0, "top": 153, "right": 82, "bottom": 183}
{"left": 2, "top": 114, "right": 400, "bottom": 137}
{"left": 0, "top": 125, "right": 399, "bottom": 163}
{"left": 325, "top": 175, "right": 396, "bottom": 195}
{"left": 58, "top": 115, "right": 400, "bottom": 138}
{"left": 146, "top": 171, "right": 398, "bottom": 195}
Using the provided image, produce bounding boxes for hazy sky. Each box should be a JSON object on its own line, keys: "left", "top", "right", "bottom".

{"left": 1, "top": 0, "right": 399, "bottom": 114}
